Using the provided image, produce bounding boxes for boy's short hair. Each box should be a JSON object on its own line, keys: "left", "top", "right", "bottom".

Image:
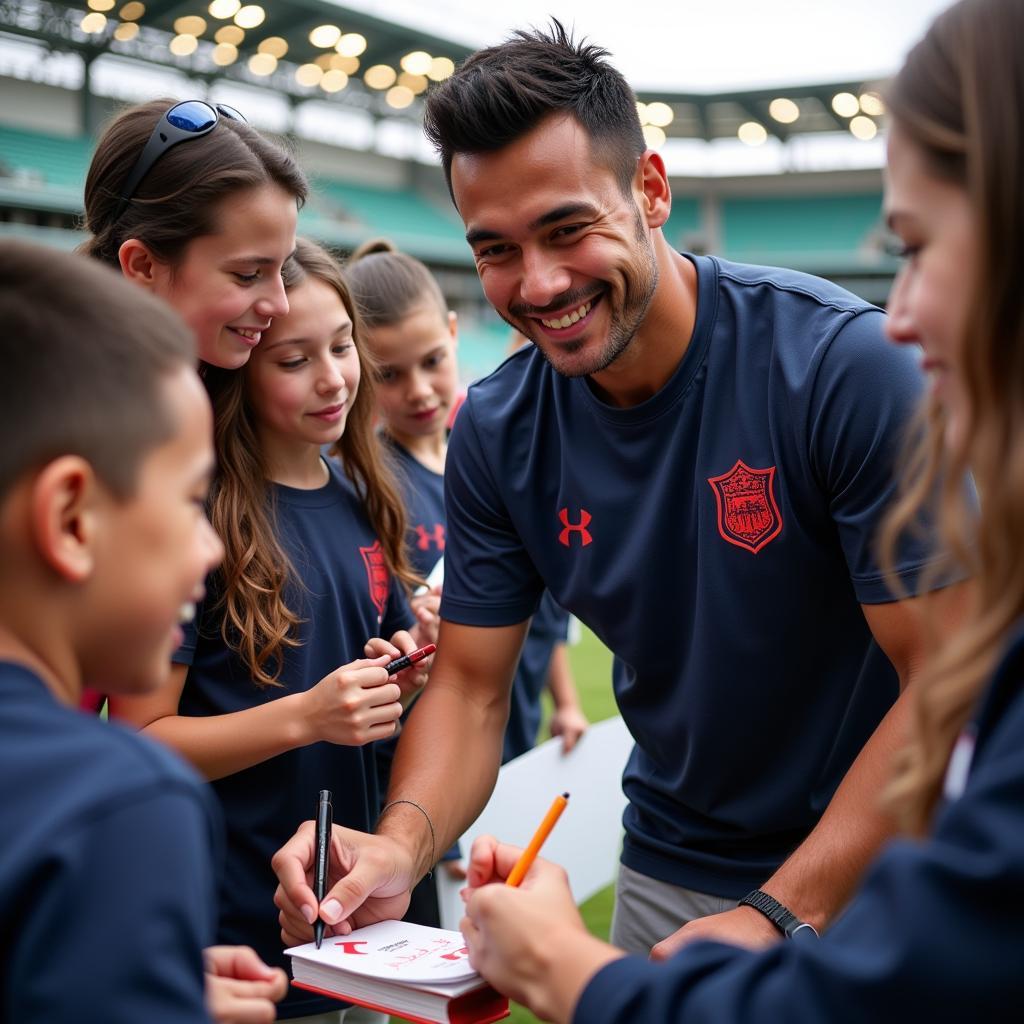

{"left": 422, "top": 19, "right": 646, "bottom": 199}
{"left": 0, "top": 239, "right": 195, "bottom": 501}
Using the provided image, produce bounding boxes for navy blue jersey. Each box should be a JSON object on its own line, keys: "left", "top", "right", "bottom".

{"left": 574, "top": 623, "right": 1024, "bottom": 1022}
{"left": 385, "top": 438, "right": 570, "bottom": 762}
{"left": 441, "top": 254, "right": 936, "bottom": 896}
{"left": 0, "top": 661, "right": 218, "bottom": 1023}
{"left": 176, "top": 458, "right": 412, "bottom": 1019}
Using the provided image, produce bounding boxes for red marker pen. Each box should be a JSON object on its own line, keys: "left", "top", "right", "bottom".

{"left": 384, "top": 643, "right": 436, "bottom": 675}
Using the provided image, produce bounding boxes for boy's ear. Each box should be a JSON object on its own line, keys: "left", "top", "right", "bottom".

{"left": 447, "top": 310, "right": 459, "bottom": 345}
{"left": 636, "top": 149, "right": 671, "bottom": 231}
{"left": 118, "top": 238, "right": 162, "bottom": 290}
{"left": 30, "top": 457, "right": 101, "bottom": 583}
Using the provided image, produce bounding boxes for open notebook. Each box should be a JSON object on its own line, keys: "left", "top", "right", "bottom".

{"left": 287, "top": 920, "right": 509, "bottom": 1024}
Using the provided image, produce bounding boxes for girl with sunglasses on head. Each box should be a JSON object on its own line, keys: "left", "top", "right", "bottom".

{"left": 451, "top": 0, "right": 1024, "bottom": 1019}
{"left": 82, "top": 98, "right": 306, "bottom": 371}
{"left": 114, "top": 238, "right": 429, "bottom": 1023}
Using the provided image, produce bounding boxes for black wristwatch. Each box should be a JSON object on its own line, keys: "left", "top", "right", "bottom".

{"left": 739, "top": 889, "right": 819, "bottom": 941}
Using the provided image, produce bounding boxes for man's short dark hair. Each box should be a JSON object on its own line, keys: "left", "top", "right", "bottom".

{"left": 423, "top": 20, "right": 646, "bottom": 198}
{"left": 0, "top": 239, "right": 196, "bottom": 500}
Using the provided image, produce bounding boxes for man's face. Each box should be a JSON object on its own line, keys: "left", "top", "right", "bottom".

{"left": 452, "top": 115, "right": 659, "bottom": 379}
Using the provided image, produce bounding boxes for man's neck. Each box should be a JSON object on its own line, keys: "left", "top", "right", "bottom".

{"left": 587, "top": 247, "right": 698, "bottom": 408}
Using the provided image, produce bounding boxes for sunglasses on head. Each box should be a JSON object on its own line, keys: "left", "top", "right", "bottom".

{"left": 114, "top": 100, "right": 247, "bottom": 221}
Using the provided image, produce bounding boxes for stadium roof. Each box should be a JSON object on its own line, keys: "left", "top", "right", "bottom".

{"left": 3, "top": 1, "right": 886, "bottom": 147}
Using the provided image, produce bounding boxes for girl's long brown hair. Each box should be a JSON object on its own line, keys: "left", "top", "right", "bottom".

{"left": 204, "top": 238, "right": 421, "bottom": 687}
{"left": 879, "top": 0, "right": 1024, "bottom": 834}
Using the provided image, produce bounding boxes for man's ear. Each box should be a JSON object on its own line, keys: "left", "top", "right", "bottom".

{"left": 118, "top": 237, "right": 162, "bottom": 290}
{"left": 30, "top": 457, "right": 102, "bottom": 583}
{"left": 636, "top": 149, "right": 672, "bottom": 231}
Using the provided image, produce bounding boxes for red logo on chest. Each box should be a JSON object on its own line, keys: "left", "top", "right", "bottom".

{"left": 413, "top": 522, "right": 446, "bottom": 552}
{"left": 359, "top": 540, "right": 390, "bottom": 616}
{"left": 707, "top": 460, "right": 783, "bottom": 554}
{"left": 558, "top": 507, "right": 593, "bottom": 547}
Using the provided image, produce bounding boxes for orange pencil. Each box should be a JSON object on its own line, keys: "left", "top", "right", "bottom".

{"left": 505, "top": 792, "right": 569, "bottom": 887}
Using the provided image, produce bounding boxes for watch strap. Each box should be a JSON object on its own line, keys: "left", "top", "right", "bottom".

{"left": 738, "top": 889, "right": 818, "bottom": 940}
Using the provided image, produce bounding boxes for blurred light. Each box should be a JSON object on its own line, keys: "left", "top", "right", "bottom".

{"left": 336, "top": 32, "right": 367, "bottom": 57}
{"left": 427, "top": 56, "right": 454, "bottom": 81}
{"left": 169, "top": 33, "right": 198, "bottom": 55}
{"left": 113, "top": 21, "right": 139, "bottom": 40}
{"left": 208, "top": 0, "right": 240, "bottom": 17}
{"left": 258, "top": 36, "right": 288, "bottom": 57}
{"left": 364, "top": 64, "right": 396, "bottom": 90}
{"left": 386, "top": 84, "right": 415, "bottom": 109}
{"left": 295, "top": 63, "right": 323, "bottom": 87}
{"left": 248, "top": 52, "right": 277, "bottom": 75}
{"left": 80, "top": 11, "right": 107, "bottom": 32}
{"left": 768, "top": 97, "right": 799, "bottom": 124}
{"left": 176, "top": 15, "right": 206, "bottom": 36}
{"left": 309, "top": 24, "right": 341, "bottom": 47}
{"left": 330, "top": 54, "right": 359, "bottom": 74}
{"left": 644, "top": 101, "right": 674, "bottom": 127}
{"left": 321, "top": 69, "right": 348, "bottom": 92}
{"left": 315, "top": 54, "right": 334, "bottom": 70}
{"left": 641, "top": 125, "right": 666, "bottom": 148}
{"left": 88, "top": 0, "right": 115, "bottom": 11}
{"left": 831, "top": 91, "right": 859, "bottom": 118}
{"left": 636, "top": 101, "right": 647, "bottom": 122}
{"left": 212, "top": 42, "right": 237, "bottom": 65}
{"left": 215, "top": 24, "right": 243, "bottom": 44}
{"left": 849, "top": 115, "right": 878, "bottom": 140}
{"left": 234, "top": 5, "right": 264, "bottom": 29}
{"left": 859, "top": 91, "right": 885, "bottom": 117}
{"left": 398, "top": 71, "right": 428, "bottom": 95}
{"left": 119, "top": 1, "right": 145, "bottom": 19}
{"left": 400, "top": 50, "right": 432, "bottom": 76}
{"left": 738, "top": 121, "right": 768, "bottom": 146}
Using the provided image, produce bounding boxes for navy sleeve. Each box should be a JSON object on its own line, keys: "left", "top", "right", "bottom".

{"left": 440, "top": 396, "right": 544, "bottom": 626}
{"left": 574, "top": 684, "right": 1024, "bottom": 1024}
{"left": 805, "top": 309, "right": 934, "bottom": 603}
{"left": 8, "top": 785, "right": 216, "bottom": 1023}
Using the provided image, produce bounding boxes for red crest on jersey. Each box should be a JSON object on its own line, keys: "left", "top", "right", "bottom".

{"left": 359, "top": 540, "right": 389, "bottom": 616}
{"left": 707, "top": 460, "right": 782, "bottom": 554}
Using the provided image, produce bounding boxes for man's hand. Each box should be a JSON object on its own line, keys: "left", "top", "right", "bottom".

{"left": 461, "top": 837, "right": 622, "bottom": 1024}
{"left": 649, "top": 905, "right": 781, "bottom": 961}
{"left": 272, "top": 820, "right": 415, "bottom": 946}
{"left": 203, "top": 945, "right": 288, "bottom": 1024}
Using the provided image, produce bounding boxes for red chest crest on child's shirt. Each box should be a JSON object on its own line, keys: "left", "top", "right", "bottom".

{"left": 359, "top": 540, "right": 389, "bottom": 617}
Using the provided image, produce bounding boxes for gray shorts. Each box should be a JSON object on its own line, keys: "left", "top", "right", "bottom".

{"left": 610, "top": 862, "right": 737, "bottom": 956}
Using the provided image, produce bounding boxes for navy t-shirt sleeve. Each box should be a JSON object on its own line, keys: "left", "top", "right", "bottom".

{"left": 804, "top": 309, "right": 932, "bottom": 603}
{"left": 574, "top": 679, "right": 1024, "bottom": 1024}
{"left": 9, "top": 787, "right": 215, "bottom": 1023}
{"left": 441, "top": 398, "right": 544, "bottom": 626}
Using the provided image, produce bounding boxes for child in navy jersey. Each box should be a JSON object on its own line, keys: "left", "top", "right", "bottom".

{"left": 111, "top": 238, "right": 428, "bottom": 1022}
{"left": 346, "top": 239, "right": 589, "bottom": 770}
{"left": 0, "top": 240, "right": 287, "bottom": 1023}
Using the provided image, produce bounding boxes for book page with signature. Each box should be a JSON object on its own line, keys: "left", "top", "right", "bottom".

{"left": 287, "top": 921, "right": 478, "bottom": 986}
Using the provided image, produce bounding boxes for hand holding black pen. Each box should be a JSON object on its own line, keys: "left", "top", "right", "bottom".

{"left": 314, "top": 789, "right": 332, "bottom": 949}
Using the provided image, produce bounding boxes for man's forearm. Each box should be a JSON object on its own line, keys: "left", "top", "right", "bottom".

{"left": 760, "top": 686, "right": 911, "bottom": 930}
{"left": 379, "top": 674, "right": 510, "bottom": 879}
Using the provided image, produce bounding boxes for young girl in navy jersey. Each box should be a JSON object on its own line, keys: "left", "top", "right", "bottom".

{"left": 346, "top": 240, "right": 589, "bottom": 773}
{"left": 112, "top": 238, "right": 426, "bottom": 1023}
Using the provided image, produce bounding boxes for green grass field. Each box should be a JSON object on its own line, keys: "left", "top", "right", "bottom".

{"left": 388, "top": 626, "right": 617, "bottom": 1024}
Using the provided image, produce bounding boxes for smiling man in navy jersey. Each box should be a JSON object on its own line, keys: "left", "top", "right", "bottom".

{"left": 273, "top": 22, "right": 964, "bottom": 958}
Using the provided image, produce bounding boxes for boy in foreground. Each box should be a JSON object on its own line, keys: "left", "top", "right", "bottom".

{"left": 0, "top": 239, "right": 286, "bottom": 1023}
